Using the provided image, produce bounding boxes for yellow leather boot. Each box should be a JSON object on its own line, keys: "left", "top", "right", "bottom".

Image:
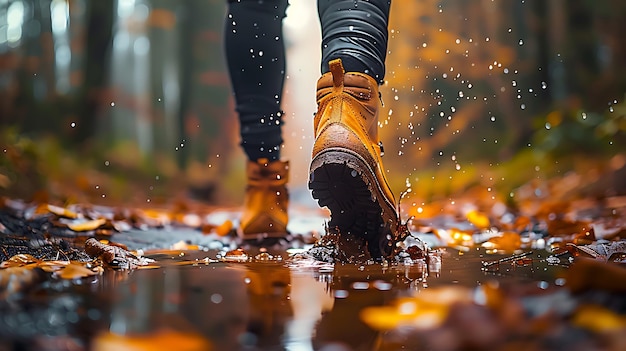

{"left": 309, "top": 58, "right": 398, "bottom": 258}
{"left": 240, "top": 158, "right": 289, "bottom": 240}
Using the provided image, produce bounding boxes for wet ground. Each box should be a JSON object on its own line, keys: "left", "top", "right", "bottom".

{"left": 0, "top": 250, "right": 554, "bottom": 350}
{"left": 0, "top": 242, "right": 562, "bottom": 351}
{"left": 1, "top": 200, "right": 625, "bottom": 351}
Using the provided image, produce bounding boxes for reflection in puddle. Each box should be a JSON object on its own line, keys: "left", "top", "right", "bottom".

{"left": 0, "top": 245, "right": 564, "bottom": 350}
{"left": 89, "top": 249, "right": 455, "bottom": 350}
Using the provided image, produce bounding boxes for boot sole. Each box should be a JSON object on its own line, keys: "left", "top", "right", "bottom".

{"left": 308, "top": 148, "right": 395, "bottom": 257}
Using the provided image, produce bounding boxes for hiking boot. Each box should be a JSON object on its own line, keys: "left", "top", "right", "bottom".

{"left": 240, "top": 158, "right": 289, "bottom": 240}
{"left": 308, "top": 58, "right": 398, "bottom": 259}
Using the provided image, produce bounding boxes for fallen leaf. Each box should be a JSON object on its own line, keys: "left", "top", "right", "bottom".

{"left": 45, "top": 204, "right": 80, "bottom": 219}
{"left": 570, "top": 241, "right": 626, "bottom": 262}
{"left": 36, "top": 261, "right": 70, "bottom": 273}
{"left": 54, "top": 263, "right": 98, "bottom": 279}
{"left": 572, "top": 305, "right": 626, "bottom": 332}
{"left": 482, "top": 231, "right": 522, "bottom": 252}
{"left": 67, "top": 218, "right": 107, "bottom": 232}
{"left": 215, "top": 220, "right": 233, "bottom": 237}
{"left": 0, "top": 254, "right": 41, "bottom": 268}
{"left": 467, "top": 210, "right": 490, "bottom": 229}
{"left": 93, "top": 329, "right": 212, "bottom": 351}
{"left": 436, "top": 228, "right": 474, "bottom": 248}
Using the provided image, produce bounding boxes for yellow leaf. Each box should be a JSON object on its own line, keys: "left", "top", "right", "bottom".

{"left": 360, "top": 305, "right": 408, "bottom": 330}
{"left": 93, "top": 329, "right": 212, "bottom": 351}
{"left": 46, "top": 204, "right": 79, "bottom": 219}
{"left": 572, "top": 305, "right": 626, "bottom": 332}
{"left": 68, "top": 218, "right": 107, "bottom": 232}
{"left": 467, "top": 210, "right": 490, "bottom": 229}
{"left": 482, "top": 231, "right": 522, "bottom": 252}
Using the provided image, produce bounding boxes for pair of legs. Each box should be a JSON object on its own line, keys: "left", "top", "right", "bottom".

{"left": 225, "top": 0, "right": 397, "bottom": 259}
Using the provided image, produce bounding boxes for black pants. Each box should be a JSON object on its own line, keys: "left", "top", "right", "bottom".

{"left": 224, "top": 0, "right": 391, "bottom": 162}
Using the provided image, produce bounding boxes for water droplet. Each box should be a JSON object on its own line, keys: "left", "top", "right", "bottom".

{"left": 210, "top": 294, "right": 223, "bottom": 304}
{"left": 222, "top": 249, "right": 249, "bottom": 262}
{"left": 351, "top": 170, "right": 358, "bottom": 177}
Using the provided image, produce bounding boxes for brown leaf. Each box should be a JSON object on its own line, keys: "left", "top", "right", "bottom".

{"left": 85, "top": 238, "right": 153, "bottom": 269}
{"left": 0, "top": 254, "right": 41, "bottom": 268}
{"left": 36, "top": 261, "right": 70, "bottom": 273}
{"left": 215, "top": 220, "right": 233, "bottom": 237}
{"left": 54, "top": 263, "right": 98, "bottom": 280}
{"left": 570, "top": 241, "right": 626, "bottom": 262}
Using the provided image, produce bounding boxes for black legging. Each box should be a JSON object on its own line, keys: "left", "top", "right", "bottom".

{"left": 224, "top": 0, "right": 391, "bottom": 162}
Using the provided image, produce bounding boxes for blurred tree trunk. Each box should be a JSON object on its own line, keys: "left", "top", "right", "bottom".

{"left": 75, "top": 0, "right": 113, "bottom": 144}
{"left": 181, "top": 0, "right": 234, "bottom": 178}
{"left": 547, "top": 0, "right": 567, "bottom": 104}
{"left": 148, "top": 0, "right": 182, "bottom": 166}
{"left": 175, "top": 2, "right": 195, "bottom": 171}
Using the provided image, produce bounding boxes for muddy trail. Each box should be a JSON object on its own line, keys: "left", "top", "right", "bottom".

{"left": 0, "top": 194, "right": 625, "bottom": 351}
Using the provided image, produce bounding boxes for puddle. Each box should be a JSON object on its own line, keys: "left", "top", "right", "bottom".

{"left": 1, "top": 247, "right": 563, "bottom": 350}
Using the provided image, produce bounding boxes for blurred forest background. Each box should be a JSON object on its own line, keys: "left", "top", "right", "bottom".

{"left": 0, "top": 0, "right": 625, "bottom": 208}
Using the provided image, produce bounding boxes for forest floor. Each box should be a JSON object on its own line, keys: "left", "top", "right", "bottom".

{"left": 1, "top": 134, "right": 626, "bottom": 350}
